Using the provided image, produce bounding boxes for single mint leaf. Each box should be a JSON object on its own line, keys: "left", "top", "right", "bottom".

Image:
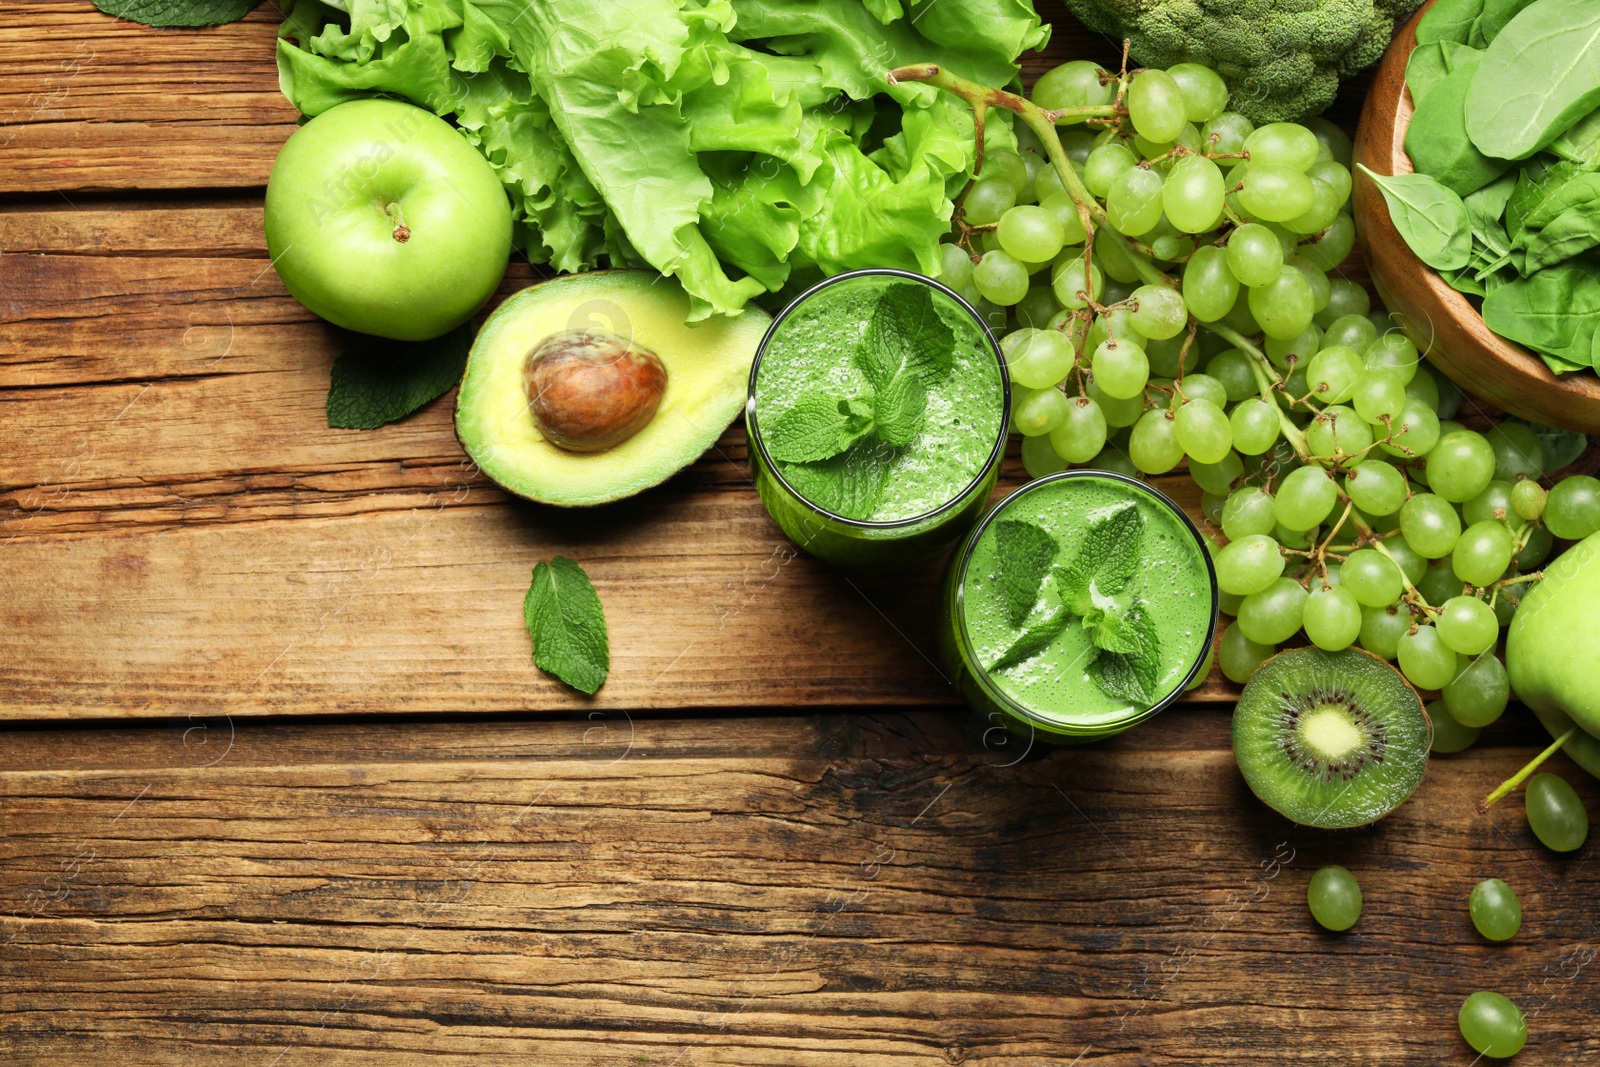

{"left": 989, "top": 606, "right": 1071, "bottom": 674}
{"left": 1054, "top": 502, "right": 1144, "bottom": 611}
{"left": 856, "top": 281, "right": 957, "bottom": 389}
{"left": 326, "top": 322, "right": 474, "bottom": 430}
{"left": 523, "top": 556, "right": 609, "bottom": 695}
{"left": 763, "top": 394, "right": 869, "bottom": 463}
{"left": 993, "top": 519, "right": 1059, "bottom": 628}
{"left": 94, "top": 0, "right": 259, "bottom": 27}
{"left": 1087, "top": 600, "right": 1162, "bottom": 705}
{"left": 873, "top": 370, "right": 927, "bottom": 447}
{"left": 780, "top": 440, "right": 895, "bottom": 521}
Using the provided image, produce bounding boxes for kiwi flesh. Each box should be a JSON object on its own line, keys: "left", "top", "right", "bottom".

{"left": 1233, "top": 646, "right": 1432, "bottom": 829}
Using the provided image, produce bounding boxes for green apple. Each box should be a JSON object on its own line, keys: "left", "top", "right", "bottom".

{"left": 1506, "top": 531, "right": 1600, "bottom": 780}
{"left": 264, "top": 98, "right": 511, "bottom": 341}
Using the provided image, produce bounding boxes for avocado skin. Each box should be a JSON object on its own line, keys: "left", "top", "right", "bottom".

{"left": 1507, "top": 531, "right": 1600, "bottom": 779}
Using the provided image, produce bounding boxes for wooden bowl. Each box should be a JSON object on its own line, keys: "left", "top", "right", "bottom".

{"left": 1352, "top": 0, "right": 1600, "bottom": 432}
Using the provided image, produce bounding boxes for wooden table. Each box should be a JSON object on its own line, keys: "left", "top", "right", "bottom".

{"left": 2, "top": 3, "right": 1596, "bottom": 1062}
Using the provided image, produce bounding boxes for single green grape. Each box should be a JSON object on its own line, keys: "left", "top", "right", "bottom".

{"left": 1274, "top": 466, "right": 1337, "bottom": 531}
{"left": 1275, "top": 520, "right": 1319, "bottom": 551}
{"left": 1458, "top": 991, "right": 1527, "bottom": 1059}
{"left": 973, "top": 249, "right": 1030, "bottom": 306}
{"left": 1340, "top": 549, "right": 1403, "bottom": 608}
{"left": 1214, "top": 534, "right": 1285, "bottom": 596}
{"left": 1201, "top": 111, "right": 1254, "bottom": 155}
{"left": 1400, "top": 493, "right": 1462, "bottom": 558}
{"left": 1092, "top": 337, "right": 1150, "bottom": 400}
{"left": 1049, "top": 397, "right": 1109, "bottom": 463}
{"left": 1288, "top": 257, "right": 1331, "bottom": 314}
{"left": 1265, "top": 322, "right": 1322, "bottom": 370}
{"left": 1248, "top": 265, "right": 1316, "bottom": 341}
{"left": 1283, "top": 178, "right": 1343, "bottom": 236}
{"left": 1203, "top": 349, "right": 1257, "bottom": 403}
{"left": 1087, "top": 379, "right": 1145, "bottom": 429}
{"left": 1321, "top": 312, "right": 1378, "bottom": 353}
{"left": 1343, "top": 461, "right": 1407, "bottom": 517}
{"left": 1303, "top": 345, "right": 1365, "bottom": 405}
{"left": 1021, "top": 430, "right": 1070, "bottom": 478}
{"left": 1384, "top": 536, "right": 1429, "bottom": 585}
{"left": 1511, "top": 479, "right": 1547, "bottom": 522}
{"left": 1236, "top": 576, "right": 1307, "bottom": 645}
{"left": 1359, "top": 603, "right": 1411, "bottom": 659}
{"left": 1031, "top": 59, "right": 1115, "bottom": 121}
{"left": 1427, "top": 430, "right": 1496, "bottom": 503}
{"left": 1038, "top": 192, "right": 1089, "bottom": 245}
{"left": 1452, "top": 520, "right": 1515, "bottom": 587}
{"left": 1469, "top": 879, "right": 1522, "bottom": 942}
{"left": 1219, "top": 623, "right": 1273, "bottom": 684}
{"left": 964, "top": 176, "right": 1016, "bottom": 227}
{"left": 1177, "top": 373, "right": 1229, "bottom": 409}
{"left": 1428, "top": 699, "right": 1481, "bottom": 754}
{"left": 938, "top": 243, "right": 974, "bottom": 289}
{"left": 1013, "top": 285, "right": 1062, "bottom": 331}
{"left": 1516, "top": 524, "right": 1554, "bottom": 570}
{"left": 1221, "top": 487, "right": 1277, "bottom": 540}
{"left": 1087, "top": 443, "right": 1141, "bottom": 479}
{"left": 1129, "top": 408, "right": 1184, "bottom": 475}
{"left": 1544, "top": 474, "right": 1600, "bottom": 540}
{"left": 1182, "top": 245, "right": 1240, "bottom": 323}
{"left": 1396, "top": 624, "right": 1460, "bottom": 691}
{"left": 1484, "top": 421, "right": 1544, "bottom": 483}
{"left": 1404, "top": 365, "right": 1440, "bottom": 409}
{"left": 1442, "top": 652, "right": 1509, "bottom": 727}
{"left": 1435, "top": 596, "right": 1498, "bottom": 656}
{"left": 1051, "top": 254, "right": 1103, "bottom": 310}
{"left": 1008, "top": 328, "right": 1075, "bottom": 389}
{"left": 1238, "top": 163, "right": 1316, "bottom": 222}
{"left": 1417, "top": 556, "right": 1464, "bottom": 605}
{"left": 1129, "top": 283, "right": 1187, "bottom": 340}
{"left": 1300, "top": 212, "right": 1356, "bottom": 272}
{"left": 1225, "top": 223, "right": 1283, "bottom": 288}
{"left": 1107, "top": 165, "right": 1166, "bottom": 237}
{"left": 1306, "top": 405, "right": 1374, "bottom": 461}
{"left": 1307, "top": 865, "right": 1362, "bottom": 932}
{"left": 1308, "top": 162, "right": 1355, "bottom": 214}
{"left": 1245, "top": 122, "right": 1320, "bottom": 171}
{"left": 1304, "top": 583, "right": 1362, "bottom": 651}
{"left": 1163, "top": 155, "right": 1226, "bottom": 234}
{"left": 1013, "top": 385, "right": 1070, "bottom": 437}
{"left": 1352, "top": 367, "right": 1408, "bottom": 426}
{"left": 1229, "top": 398, "right": 1282, "bottom": 455}
{"left": 1190, "top": 451, "right": 1244, "bottom": 497}
{"left": 1084, "top": 142, "right": 1138, "bottom": 198}
{"left": 1165, "top": 62, "right": 1228, "bottom": 122}
{"left": 1378, "top": 398, "right": 1440, "bottom": 460}
{"left": 1525, "top": 773, "right": 1589, "bottom": 853}
{"left": 1127, "top": 69, "right": 1188, "bottom": 143}
{"left": 1174, "top": 398, "right": 1233, "bottom": 464}
{"left": 996, "top": 205, "right": 1065, "bottom": 263}
{"left": 1364, "top": 332, "right": 1420, "bottom": 385}
{"left": 983, "top": 149, "right": 1029, "bottom": 195}
{"left": 1307, "top": 116, "right": 1354, "bottom": 166}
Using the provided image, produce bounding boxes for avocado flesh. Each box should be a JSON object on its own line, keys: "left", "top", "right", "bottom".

{"left": 455, "top": 271, "right": 769, "bottom": 506}
{"left": 1506, "top": 531, "right": 1600, "bottom": 779}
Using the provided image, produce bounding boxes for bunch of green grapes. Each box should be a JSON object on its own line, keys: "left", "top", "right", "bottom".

{"left": 921, "top": 56, "right": 1600, "bottom": 739}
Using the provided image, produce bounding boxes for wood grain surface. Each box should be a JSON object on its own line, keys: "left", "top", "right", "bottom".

{"left": 1, "top": 711, "right": 1597, "bottom": 1064}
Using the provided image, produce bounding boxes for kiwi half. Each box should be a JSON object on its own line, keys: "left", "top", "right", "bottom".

{"left": 1233, "top": 647, "right": 1432, "bottom": 829}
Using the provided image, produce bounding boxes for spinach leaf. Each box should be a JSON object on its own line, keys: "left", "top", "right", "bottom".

{"left": 1522, "top": 169, "right": 1600, "bottom": 232}
{"left": 1477, "top": 0, "right": 1542, "bottom": 45}
{"left": 1358, "top": 166, "right": 1473, "bottom": 271}
{"left": 1505, "top": 159, "right": 1579, "bottom": 240}
{"left": 1406, "top": 41, "right": 1479, "bottom": 110}
{"left": 1550, "top": 103, "right": 1600, "bottom": 165}
{"left": 1520, "top": 204, "right": 1600, "bottom": 272}
{"left": 1464, "top": 170, "right": 1518, "bottom": 229}
{"left": 1481, "top": 262, "right": 1600, "bottom": 365}
{"left": 1466, "top": 0, "right": 1600, "bottom": 160}
{"left": 1405, "top": 49, "right": 1515, "bottom": 195}
{"left": 1416, "top": 0, "right": 1484, "bottom": 46}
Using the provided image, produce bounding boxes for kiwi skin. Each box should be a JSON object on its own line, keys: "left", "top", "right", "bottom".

{"left": 1232, "top": 646, "right": 1433, "bottom": 829}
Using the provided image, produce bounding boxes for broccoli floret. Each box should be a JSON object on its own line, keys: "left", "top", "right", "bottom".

{"left": 1063, "top": 0, "right": 1424, "bottom": 124}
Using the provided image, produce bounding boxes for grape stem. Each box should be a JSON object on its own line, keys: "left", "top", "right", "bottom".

{"left": 1478, "top": 728, "right": 1577, "bottom": 813}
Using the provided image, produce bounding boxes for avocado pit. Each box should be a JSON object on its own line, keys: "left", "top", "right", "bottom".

{"left": 523, "top": 329, "right": 668, "bottom": 452}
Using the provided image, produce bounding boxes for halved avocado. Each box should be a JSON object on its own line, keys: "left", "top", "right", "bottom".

{"left": 455, "top": 271, "right": 769, "bottom": 506}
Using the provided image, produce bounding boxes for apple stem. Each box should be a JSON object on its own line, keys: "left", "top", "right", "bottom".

{"left": 1478, "top": 727, "right": 1578, "bottom": 813}
{"left": 386, "top": 201, "right": 411, "bottom": 243}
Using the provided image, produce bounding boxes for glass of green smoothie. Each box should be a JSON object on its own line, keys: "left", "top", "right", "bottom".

{"left": 939, "top": 470, "right": 1218, "bottom": 744}
{"left": 746, "top": 269, "right": 1009, "bottom": 568}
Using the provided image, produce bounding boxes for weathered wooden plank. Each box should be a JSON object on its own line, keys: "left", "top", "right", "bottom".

{"left": 0, "top": 711, "right": 1595, "bottom": 1063}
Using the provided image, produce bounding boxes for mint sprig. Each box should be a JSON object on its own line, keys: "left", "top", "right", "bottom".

{"left": 985, "top": 503, "right": 1164, "bottom": 707}
{"left": 771, "top": 281, "right": 958, "bottom": 519}
{"left": 94, "top": 0, "right": 259, "bottom": 26}
{"left": 523, "top": 556, "right": 610, "bottom": 695}
{"left": 326, "top": 322, "right": 475, "bottom": 430}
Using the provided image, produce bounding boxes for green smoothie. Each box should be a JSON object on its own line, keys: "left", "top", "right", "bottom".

{"left": 941, "top": 471, "right": 1217, "bottom": 741}
{"left": 748, "top": 270, "right": 1008, "bottom": 567}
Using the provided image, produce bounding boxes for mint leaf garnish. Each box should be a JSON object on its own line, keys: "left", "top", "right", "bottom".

{"left": 764, "top": 394, "right": 873, "bottom": 463}
{"left": 993, "top": 519, "right": 1060, "bottom": 627}
{"left": 1055, "top": 502, "right": 1144, "bottom": 612}
{"left": 523, "top": 556, "right": 609, "bottom": 695}
{"left": 1087, "top": 600, "right": 1162, "bottom": 706}
{"left": 989, "top": 606, "right": 1071, "bottom": 674}
{"left": 94, "top": 0, "right": 258, "bottom": 26}
{"left": 781, "top": 441, "right": 895, "bottom": 520}
{"left": 326, "top": 322, "right": 474, "bottom": 430}
{"left": 873, "top": 370, "right": 927, "bottom": 447}
{"left": 856, "top": 281, "right": 958, "bottom": 388}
